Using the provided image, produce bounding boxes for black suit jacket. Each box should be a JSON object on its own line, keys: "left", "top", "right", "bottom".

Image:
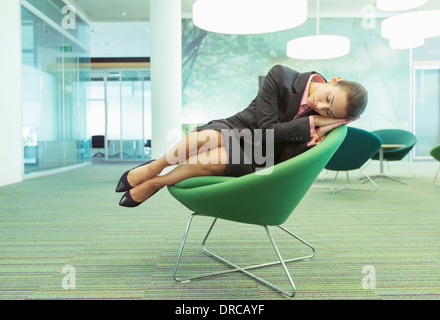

{"left": 224, "top": 65, "right": 325, "bottom": 163}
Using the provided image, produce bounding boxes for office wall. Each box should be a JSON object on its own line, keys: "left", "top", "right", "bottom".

{"left": 181, "top": 18, "right": 411, "bottom": 132}
{"left": 0, "top": 0, "right": 23, "bottom": 187}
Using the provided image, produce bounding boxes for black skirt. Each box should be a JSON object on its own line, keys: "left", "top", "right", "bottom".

{"left": 193, "top": 120, "right": 288, "bottom": 177}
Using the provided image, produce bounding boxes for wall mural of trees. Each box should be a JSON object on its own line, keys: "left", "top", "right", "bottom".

{"left": 181, "top": 18, "right": 410, "bottom": 132}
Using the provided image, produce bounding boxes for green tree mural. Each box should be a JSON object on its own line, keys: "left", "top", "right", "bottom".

{"left": 181, "top": 18, "right": 411, "bottom": 132}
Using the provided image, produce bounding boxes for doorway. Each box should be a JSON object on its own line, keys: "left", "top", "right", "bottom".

{"left": 87, "top": 68, "right": 151, "bottom": 161}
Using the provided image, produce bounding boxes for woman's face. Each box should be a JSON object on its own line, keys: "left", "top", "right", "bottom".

{"left": 307, "top": 80, "right": 348, "bottom": 119}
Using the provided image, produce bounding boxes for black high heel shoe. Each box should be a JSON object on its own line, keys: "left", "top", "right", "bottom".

{"left": 119, "top": 189, "right": 159, "bottom": 208}
{"left": 115, "top": 159, "right": 155, "bottom": 193}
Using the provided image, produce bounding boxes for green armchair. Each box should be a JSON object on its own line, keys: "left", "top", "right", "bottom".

{"left": 167, "top": 125, "right": 347, "bottom": 298}
{"left": 430, "top": 144, "right": 440, "bottom": 185}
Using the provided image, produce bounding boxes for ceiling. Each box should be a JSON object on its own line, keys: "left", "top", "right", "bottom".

{"left": 64, "top": 0, "right": 440, "bottom": 59}
{"left": 66, "top": 0, "right": 440, "bottom": 22}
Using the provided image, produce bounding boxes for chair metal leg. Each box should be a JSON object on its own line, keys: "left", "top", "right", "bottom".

{"left": 357, "top": 168, "right": 379, "bottom": 191}
{"left": 400, "top": 161, "right": 415, "bottom": 178}
{"left": 172, "top": 213, "right": 198, "bottom": 283}
{"left": 330, "top": 171, "right": 349, "bottom": 194}
{"left": 363, "top": 173, "right": 407, "bottom": 185}
{"left": 318, "top": 169, "right": 329, "bottom": 182}
{"left": 330, "top": 170, "right": 378, "bottom": 194}
{"left": 434, "top": 164, "right": 440, "bottom": 185}
{"left": 360, "top": 159, "right": 410, "bottom": 184}
{"left": 173, "top": 213, "right": 315, "bottom": 298}
{"left": 361, "top": 159, "right": 407, "bottom": 185}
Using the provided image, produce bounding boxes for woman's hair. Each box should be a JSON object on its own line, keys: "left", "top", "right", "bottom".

{"left": 336, "top": 80, "right": 368, "bottom": 120}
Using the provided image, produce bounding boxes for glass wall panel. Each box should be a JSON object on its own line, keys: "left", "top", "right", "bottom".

{"left": 86, "top": 81, "right": 105, "bottom": 137}
{"left": 143, "top": 77, "right": 152, "bottom": 158}
{"left": 414, "top": 67, "right": 440, "bottom": 158}
{"left": 106, "top": 73, "right": 122, "bottom": 159}
{"left": 121, "top": 70, "right": 146, "bottom": 160}
{"left": 21, "top": 4, "right": 90, "bottom": 175}
{"left": 87, "top": 79, "right": 105, "bottom": 158}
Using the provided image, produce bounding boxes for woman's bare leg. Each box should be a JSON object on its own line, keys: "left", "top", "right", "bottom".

{"left": 128, "top": 146, "right": 228, "bottom": 204}
{"left": 126, "top": 130, "right": 224, "bottom": 187}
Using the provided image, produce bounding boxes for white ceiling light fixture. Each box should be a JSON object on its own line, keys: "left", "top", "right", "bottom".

{"left": 286, "top": 0, "right": 350, "bottom": 60}
{"left": 192, "top": 0, "right": 308, "bottom": 35}
{"left": 287, "top": 35, "right": 350, "bottom": 60}
{"left": 381, "top": 10, "right": 440, "bottom": 49}
{"left": 389, "top": 35, "right": 425, "bottom": 49}
{"left": 376, "top": 0, "right": 428, "bottom": 12}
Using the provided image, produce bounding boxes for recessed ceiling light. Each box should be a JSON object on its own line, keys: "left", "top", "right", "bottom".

{"left": 121, "top": 12, "right": 128, "bottom": 16}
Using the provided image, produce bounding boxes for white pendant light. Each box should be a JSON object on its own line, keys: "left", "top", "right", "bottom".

{"left": 389, "top": 35, "right": 425, "bottom": 49}
{"left": 376, "top": 0, "right": 427, "bottom": 12}
{"left": 192, "top": 0, "right": 307, "bottom": 35}
{"left": 381, "top": 10, "right": 440, "bottom": 49}
{"left": 382, "top": 10, "right": 440, "bottom": 40}
{"left": 287, "top": 35, "right": 350, "bottom": 60}
{"left": 286, "top": 0, "right": 350, "bottom": 60}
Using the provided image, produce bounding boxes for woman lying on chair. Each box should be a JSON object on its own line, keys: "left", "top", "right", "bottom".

{"left": 116, "top": 64, "right": 368, "bottom": 207}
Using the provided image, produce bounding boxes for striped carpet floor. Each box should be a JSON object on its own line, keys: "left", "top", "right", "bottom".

{"left": 0, "top": 160, "right": 439, "bottom": 300}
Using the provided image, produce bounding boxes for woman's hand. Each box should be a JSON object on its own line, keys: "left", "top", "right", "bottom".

{"left": 313, "top": 116, "right": 360, "bottom": 141}
{"left": 312, "top": 115, "right": 349, "bottom": 127}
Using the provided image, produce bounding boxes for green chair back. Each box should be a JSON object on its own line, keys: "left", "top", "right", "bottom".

{"left": 431, "top": 144, "right": 440, "bottom": 161}
{"left": 325, "top": 127, "right": 381, "bottom": 171}
{"left": 168, "top": 125, "right": 347, "bottom": 226}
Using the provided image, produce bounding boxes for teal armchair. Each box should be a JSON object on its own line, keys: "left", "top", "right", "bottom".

{"left": 167, "top": 125, "right": 347, "bottom": 298}
{"left": 324, "top": 127, "right": 382, "bottom": 193}
{"left": 371, "top": 129, "right": 417, "bottom": 162}
{"left": 370, "top": 129, "right": 417, "bottom": 183}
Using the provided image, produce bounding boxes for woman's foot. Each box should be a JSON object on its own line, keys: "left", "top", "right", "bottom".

{"left": 119, "top": 180, "right": 162, "bottom": 207}
{"left": 115, "top": 159, "right": 162, "bottom": 192}
{"left": 126, "top": 159, "right": 161, "bottom": 188}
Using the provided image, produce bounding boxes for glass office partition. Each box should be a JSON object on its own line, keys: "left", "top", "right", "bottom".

{"left": 86, "top": 80, "right": 105, "bottom": 158}
{"left": 413, "top": 66, "right": 440, "bottom": 159}
{"left": 21, "top": 3, "right": 90, "bottom": 175}
{"left": 106, "top": 72, "right": 122, "bottom": 159}
{"left": 86, "top": 81, "right": 105, "bottom": 137}
{"left": 121, "top": 70, "right": 145, "bottom": 160}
